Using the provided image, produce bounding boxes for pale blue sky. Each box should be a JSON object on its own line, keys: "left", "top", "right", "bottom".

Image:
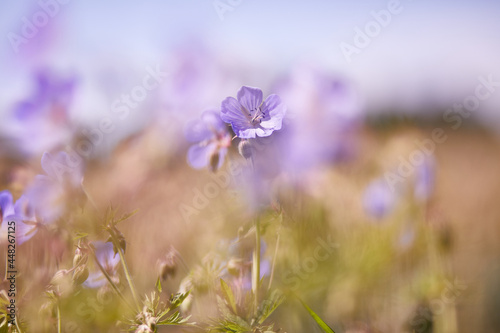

{"left": 1, "top": 0, "right": 500, "bottom": 126}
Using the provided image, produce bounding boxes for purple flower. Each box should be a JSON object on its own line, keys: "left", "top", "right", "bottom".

{"left": 0, "top": 191, "right": 37, "bottom": 245}
{"left": 221, "top": 86, "right": 286, "bottom": 139}
{"left": 0, "top": 191, "right": 15, "bottom": 222}
{"left": 4, "top": 70, "right": 77, "bottom": 156}
{"left": 84, "top": 241, "right": 120, "bottom": 289}
{"left": 274, "top": 66, "right": 361, "bottom": 173}
{"left": 363, "top": 178, "right": 397, "bottom": 219}
{"left": 185, "top": 110, "right": 231, "bottom": 172}
{"left": 414, "top": 156, "right": 435, "bottom": 201}
{"left": 24, "top": 151, "right": 84, "bottom": 224}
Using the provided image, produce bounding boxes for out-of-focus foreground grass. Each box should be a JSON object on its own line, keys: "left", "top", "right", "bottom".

{"left": 1, "top": 121, "right": 500, "bottom": 332}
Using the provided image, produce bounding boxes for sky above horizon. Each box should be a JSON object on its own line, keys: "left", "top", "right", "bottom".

{"left": 1, "top": 0, "right": 500, "bottom": 128}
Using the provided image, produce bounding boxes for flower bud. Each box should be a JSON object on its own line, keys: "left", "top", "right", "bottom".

{"left": 226, "top": 258, "right": 243, "bottom": 277}
{"left": 238, "top": 140, "right": 252, "bottom": 159}
{"left": 72, "top": 266, "right": 89, "bottom": 286}
{"left": 208, "top": 151, "right": 220, "bottom": 173}
{"left": 50, "top": 269, "right": 70, "bottom": 287}
{"left": 73, "top": 247, "right": 88, "bottom": 268}
{"left": 158, "top": 260, "right": 176, "bottom": 281}
{"left": 157, "top": 249, "right": 177, "bottom": 280}
{"left": 135, "top": 324, "right": 152, "bottom": 333}
{"left": 146, "top": 316, "right": 157, "bottom": 331}
{"left": 97, "top": 285, "right": 113, "bottom": 304}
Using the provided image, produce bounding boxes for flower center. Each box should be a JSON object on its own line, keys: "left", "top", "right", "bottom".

{"left": 247, "top": 106, "right": 266, "bottom": 126}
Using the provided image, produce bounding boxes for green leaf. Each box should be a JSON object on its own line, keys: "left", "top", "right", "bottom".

{"left": 256, "top": 290, "right": 285, "bottom": 324}
{"left": 73, "top": 232, "right": 89, "bottom": 241}
{"left": 156, "top": 276, "right": 162, "bottom": 293}
{"left": 113, "top": 209, "right": 139, "bottom": 225}
{"left": 214, "top": 296, "right": 251, "bottom": 332}
{"left": 299, "top": 298, "right": 335, "bottom": 333}
{"left": 220, "top": 279, "right": 238, "bottom": 314}
{"left": 169, "top": 291, "right": 190, "bottom": 310}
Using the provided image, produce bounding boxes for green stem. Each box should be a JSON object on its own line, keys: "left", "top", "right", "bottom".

{"left": 108, "top": 229, "right": 141, "bottom": 311}
{"left": 56, "top": 304, "right": 61, "bottom": 333}
{"left": 91, "top": 251, "right": 135, "bottom": 313}
{"left": 268, "top": 227, "right": 281, "bottom": 291}
{"left": 252, "top": 217, "right": 261, "bottom": 312}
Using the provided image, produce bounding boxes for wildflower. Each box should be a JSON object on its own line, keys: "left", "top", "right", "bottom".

{"left": 363, "top": 178, "right": 397, "bottom": 219}
{"left": 185, "top": 109, "right": 231, "bottom": 172}
{"left": 220, "top": 86, "right": 286, "bottom": 139}
{"left": 275, "top": 66, "right": 361, "bottom": 173}
{"left": 0, "top": 191, "right": 38, "bottom": 245}
{"left": 84, "top": 241, "right": 120, "bottom": 288}
{"left": 414, "top": 156, "right": 435, "bottom": 202}
{"left": 5, "top": 70, "right": 76, "bottom": 156}
{"left": 24, "top": 151, "right": 84, "bottom": 225}
{"left": 237, "top": 139, "right": 253, "bottom": 160}
{"left": 0, "top": 190, "right": 15, "bottom": 223}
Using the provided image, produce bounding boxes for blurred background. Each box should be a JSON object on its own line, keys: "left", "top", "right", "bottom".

{"left": 1, "top": 0, "right": 500, "bottom": 332}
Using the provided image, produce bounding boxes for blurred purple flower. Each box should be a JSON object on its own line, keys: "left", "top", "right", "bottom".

{"left": 222, "top": 238, "right": 270, "bottom": 292}
{"left": 414, "top": 156, "right": 435, "bottom": 201}
{"left": 0, "top": 191, "right": 38, "bottom": 245}
{"left": 185, "top": 110, "right": 231, "bottom": 172}
{"left": 363, "top": 178, "right": 397, "bottom": 219}
{"left": 0, "top": 190, "right": 15, "bottom": 222}
{"left": 4, "top": 70, "right": 77, "bottom": 156}
{"left": 85, "top": 241, "right": 120, "bottom": 289}
{"left": 221, "top": 86, "right": 286, "bottom": 139}
{"left": 275, "top": 66, "right": 362, "bottom": 173}
{"left": 397, "top": 224, "right": 416, "bottom": 250}
{"left": 24, "top": 151, "right": 84, "bottom": 225}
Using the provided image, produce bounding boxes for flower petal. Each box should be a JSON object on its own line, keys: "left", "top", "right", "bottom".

{"left": 0, "top": 214, "right": 37, "bottom": 245}
{"left": 14, "top": 195, "right": 36, "bottom": 220}
{"left": 254, "top": 127, "right": 274, "bottom": 137}
{"left": 363, "top": 179, "right": 396, "bottom": 219}
{"left": 200, "top": 109, "right": 226, "bottom": 133}
{"left": 236, "top": 86, "right": 263, "bottom": 113}
{"left": 220, "top": 97, "right": 247, "bottom": 124}
{"left": 187, "top": 143, "right": 216, "bottom": 169}
{"left": 184, "top": 118, "right": 212, "bottom": 143}
{"left": 217, "top": 147, "right": 228, "bottom": 169}
{"left": 25, "top": 176, "right": 65, "bottom": 224}
{"left": 260, "top": 94, "right": 286, "bottom": 131}
{"left": 0, "top": 190, "right": 14, "bottom": 219}
{"left": 232, "top": 126, "right": 257, "bottom": 139}
{"left": 41, "top": 152, "right": 56, "bottom": 178}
